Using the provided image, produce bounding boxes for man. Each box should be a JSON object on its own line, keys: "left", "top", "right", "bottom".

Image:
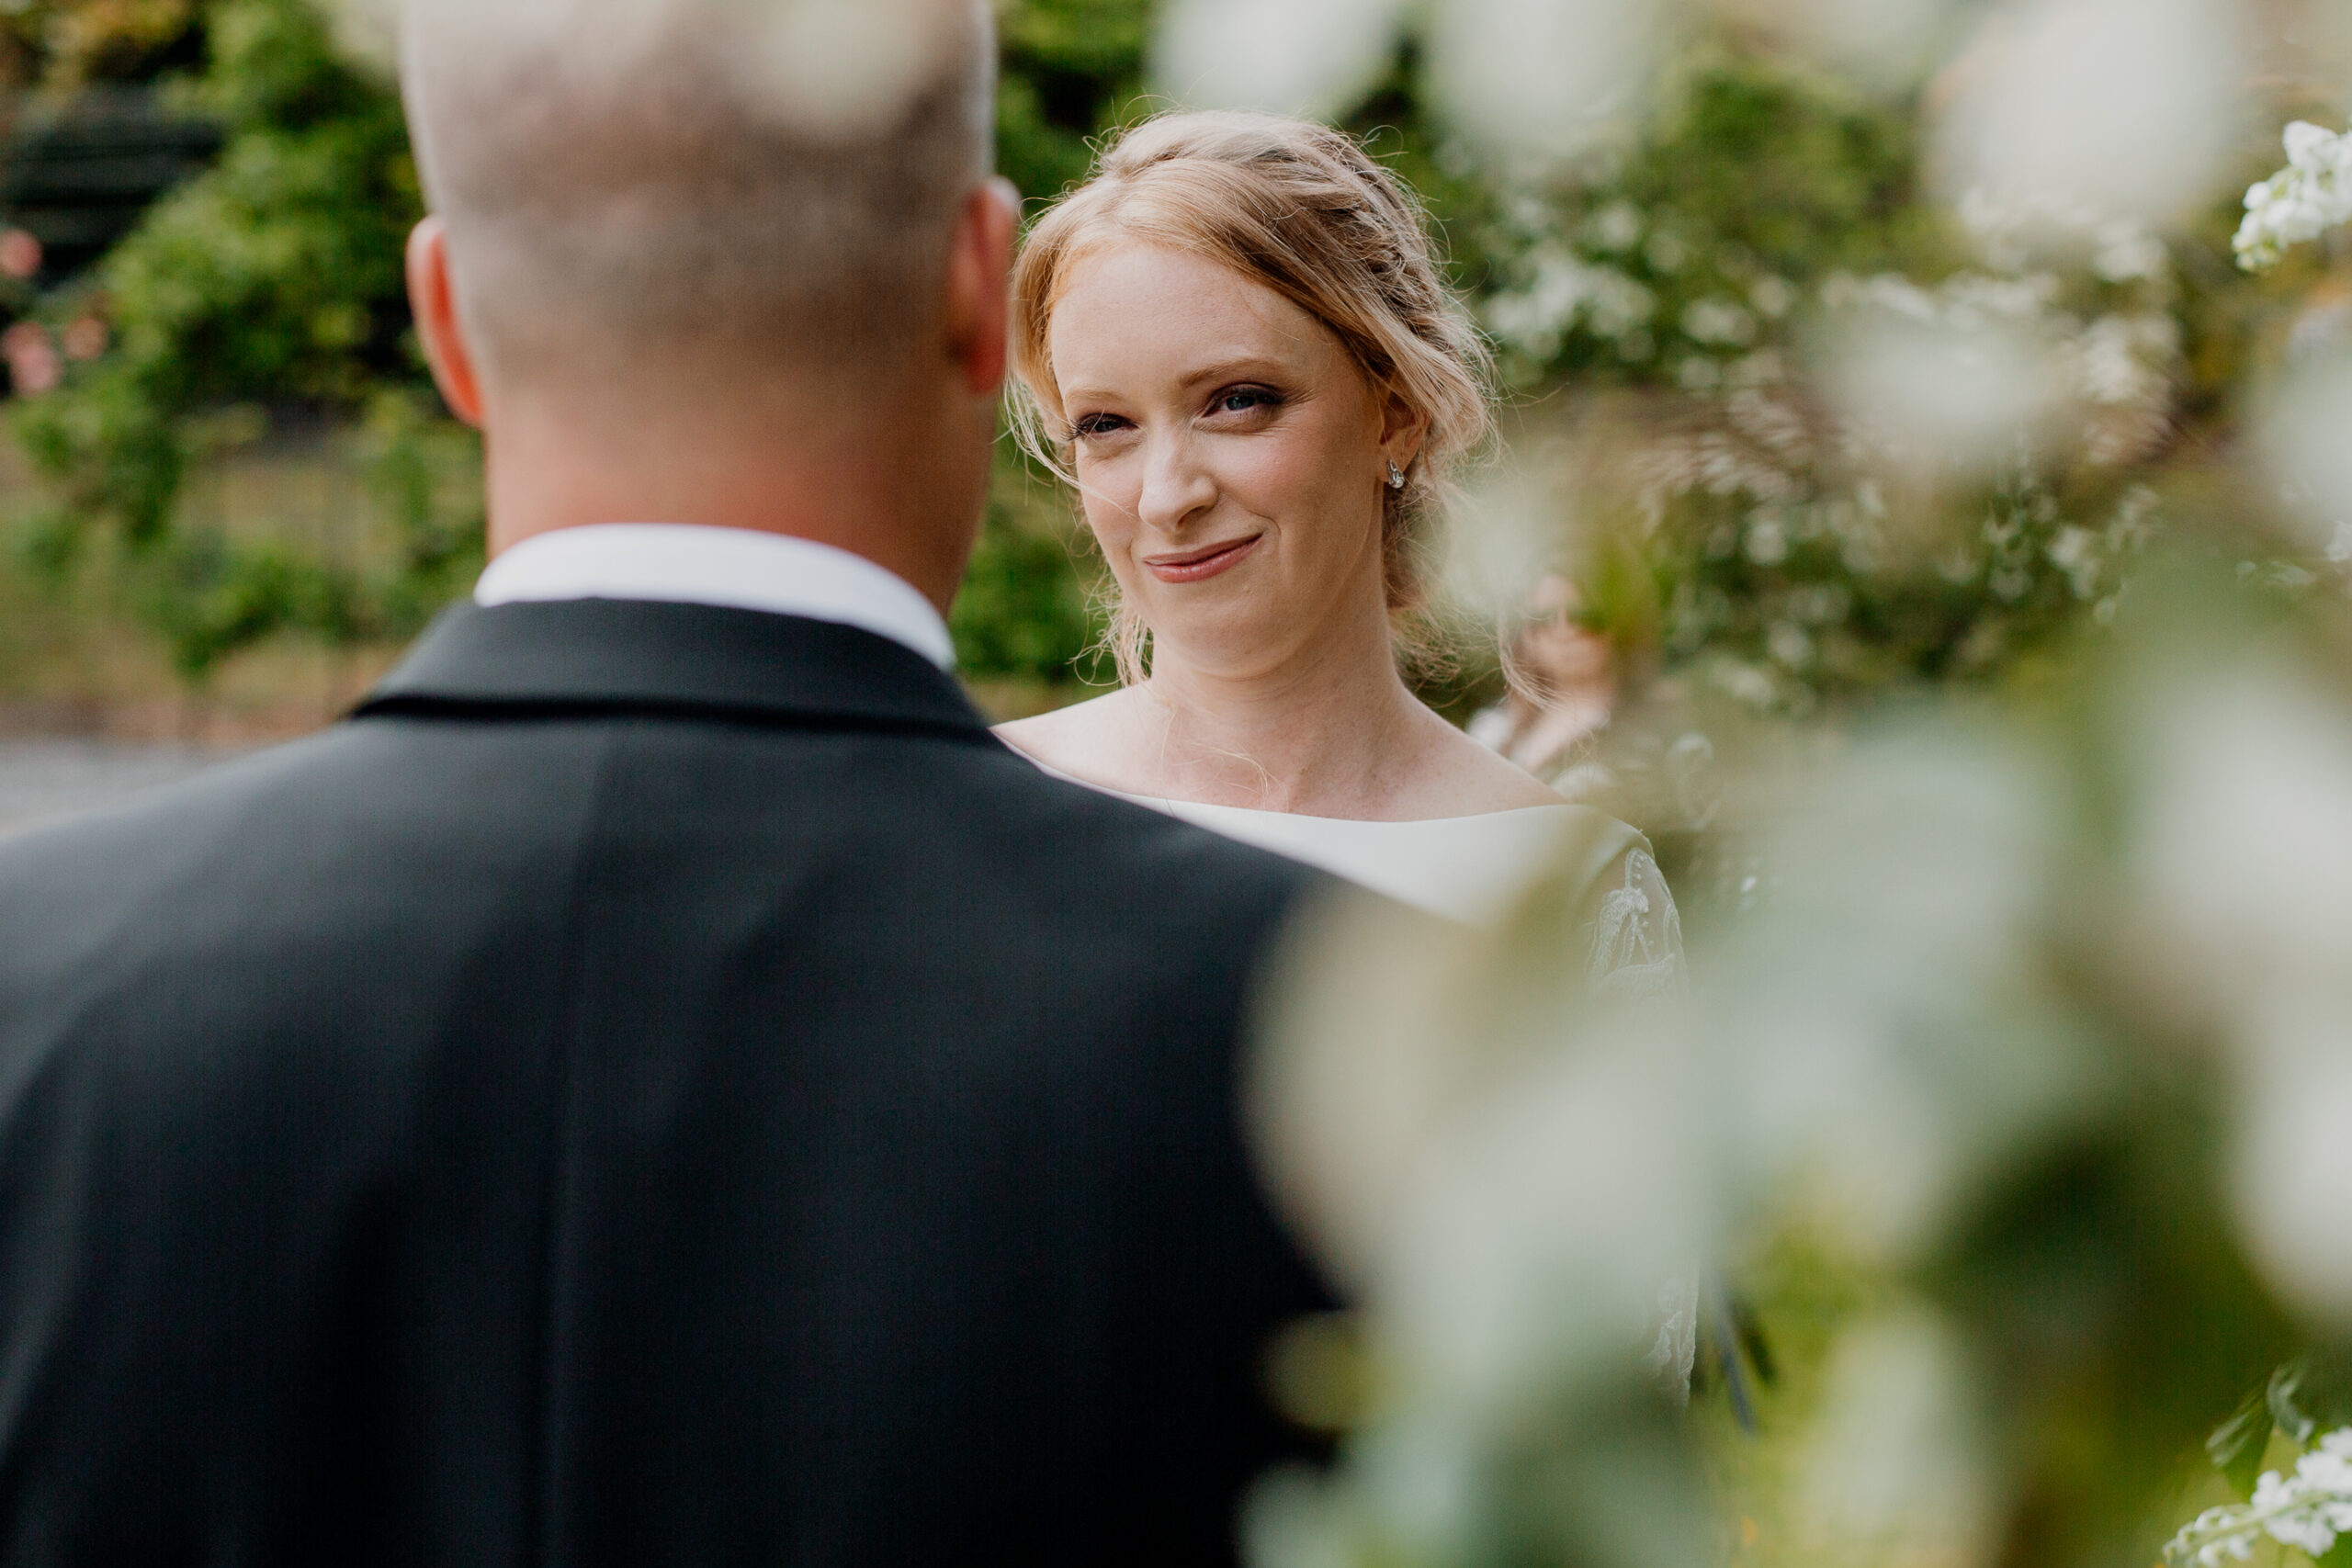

{"left": 0, "top": 2, "right": 1330, "bottom": 1562}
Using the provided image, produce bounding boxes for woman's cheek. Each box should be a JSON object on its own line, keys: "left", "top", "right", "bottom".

{"left": 1225, "top": 434, "right": 1317, "bottom": 519}
{"left": 1075, "top": 460, "right": 1128, "bottom": 534}
{"left": 1080, "top": 491, "right": 1140, "bottom": 576}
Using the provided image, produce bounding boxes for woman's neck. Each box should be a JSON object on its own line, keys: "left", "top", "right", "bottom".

{"left": 995, "top": 593, "right": 1566, "bottom": 822}
{"left": 1134, "top": 613, "right": 1434, "bottom": 817}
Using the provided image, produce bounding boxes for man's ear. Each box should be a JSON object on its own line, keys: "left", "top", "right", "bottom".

{"left": 407, "top": 216, "right": 485, "bottom": 428}
{"left": 944, "top": 176, "right": 1018, "bottom": 397}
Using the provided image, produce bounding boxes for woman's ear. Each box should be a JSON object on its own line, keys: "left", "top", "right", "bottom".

{"left": 1379, "top": 390, "right": 1430, "bottom": 474}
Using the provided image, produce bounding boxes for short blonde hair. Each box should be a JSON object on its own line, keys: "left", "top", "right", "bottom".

{"left": 402, "top": 0, "right": 993, "bottom": 387}
{"left": 1009, "top": 109, "right": 1496, "bottom": 682}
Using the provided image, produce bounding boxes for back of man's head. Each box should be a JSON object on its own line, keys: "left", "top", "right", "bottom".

{"left": 401, "top": 0, "right": 993, "bottom": 396}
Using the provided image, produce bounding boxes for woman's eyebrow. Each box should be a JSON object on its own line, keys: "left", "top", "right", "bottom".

{"left": 1176, "top": 355, "right": 1288, "bottom": 389}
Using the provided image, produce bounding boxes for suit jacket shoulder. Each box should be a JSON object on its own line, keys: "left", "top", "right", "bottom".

{"left": 0, "top": 603, "right": 1331, "bottom": 1568}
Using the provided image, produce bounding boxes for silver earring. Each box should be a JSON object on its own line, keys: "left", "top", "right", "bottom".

{"left": 1386, "top": 461, "right": 1407, "bottom": 491}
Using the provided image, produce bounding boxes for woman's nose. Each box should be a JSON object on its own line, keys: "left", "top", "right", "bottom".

{"left": 1135, "top": 432, "right": 1217, "bottom": 534}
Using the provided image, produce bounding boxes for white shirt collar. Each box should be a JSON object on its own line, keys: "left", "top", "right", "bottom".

{"left": 472, "top": 523, "right": 956, "bottom": 670}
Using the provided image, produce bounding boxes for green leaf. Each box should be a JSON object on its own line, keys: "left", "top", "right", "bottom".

{"left": 2209, "top": 1388, "right": 2274, "bottom": 1498}
{"left": 2272, "top": 1353, "right": 2352, "bottom": 1447}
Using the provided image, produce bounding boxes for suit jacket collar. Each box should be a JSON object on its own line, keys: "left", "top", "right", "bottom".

{"left": 355, "top": 599, "right": 992, "bottom": 741}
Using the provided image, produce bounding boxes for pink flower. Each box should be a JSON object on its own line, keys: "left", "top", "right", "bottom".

{"left": 0, "top": 230, "right": 41, "bottom": 282}
{"left": 4, "top": 321, "right": 62, "bottom": 396}
{"left": 61, "top": 317, "right": 107, "bottom": 361}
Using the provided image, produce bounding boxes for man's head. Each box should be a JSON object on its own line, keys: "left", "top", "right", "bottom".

{"left": 401, "top": 0, "right": 1014, "bottom": 600}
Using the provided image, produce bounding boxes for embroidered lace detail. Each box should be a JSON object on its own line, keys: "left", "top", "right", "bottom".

{"left": 1583, "top": 845, "right": 1694, "bottom": 1396}
{"left": 1587, "top": 847, "right": 1685, "bottom": 998}
{"left": 1649, "top": 1273, "right": 1701, "bottom": 1401}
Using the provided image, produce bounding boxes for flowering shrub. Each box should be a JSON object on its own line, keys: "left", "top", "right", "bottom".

{"left": 1445, "top": 49, "right": 2235, "bottom": 749}
{"left": 5, "top": 0, "right": 436, "bottom": 673}
{"left": 1474, "top": 58, "right": 1939, "bottom": 392}
{"left": 1257, "top": 556, "right": 2352, "bottom": 1568}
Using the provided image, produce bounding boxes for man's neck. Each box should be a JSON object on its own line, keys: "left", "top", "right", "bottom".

{"left": 478, "top": 383, "right": 986, "bottom": 615}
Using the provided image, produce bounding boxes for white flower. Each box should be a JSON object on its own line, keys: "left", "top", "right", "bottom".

{"left": 2236, "top": 122, "right": 2352, "bottom": 270}
{"left": 1585, "top": 201, "right": 1643, "bottom": 254}
{"left": 2167, "top": 1427, "right": 2352, "bottom": 1564}
{"left": 2091, "top": 219, "right": 2169, "bottom": 282}
{"left": 2269, "top": 1513, "right": 2335, "bottom": 1558}
{"left": 2285, "top": 119, "right": 2345, "bottom": 173}
{"left": 1767, "top": 621, "right": 1814, "bottom": 669}
{"left": 1681, "top": 296, "right": 1758, "bottom": 346}
{"left": 1482, "top": 245, "right": 1653, "bottom": 361}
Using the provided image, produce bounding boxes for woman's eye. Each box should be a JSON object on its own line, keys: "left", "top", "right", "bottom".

{"left": 1213, "top": 387, "right": 1280, "bottom": 416}
{"left": 1070, "top": 413, "right": 1130, "bottom": 440}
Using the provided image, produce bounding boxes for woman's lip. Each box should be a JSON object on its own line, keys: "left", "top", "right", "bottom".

{"left": 1144, "top": 534, "right": 1263, "bottom": 583}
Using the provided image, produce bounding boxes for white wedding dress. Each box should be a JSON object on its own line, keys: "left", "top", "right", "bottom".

{"left": 1053, "top": 775, "right": 1683, "bottom": 988}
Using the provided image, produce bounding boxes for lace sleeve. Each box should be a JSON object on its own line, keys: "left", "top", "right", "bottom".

{"left": 1581, "top": 845, "right": 1697, "bottom": 1395}
{"left": 1586, "top": 846, "right": 1686, "bottom": 999}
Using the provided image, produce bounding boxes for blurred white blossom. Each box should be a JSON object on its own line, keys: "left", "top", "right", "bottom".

{"left": 1378, "top": 1006, "right": 1706, "bottom": 1423}
{"left": 2233, "top": 1012, "right": 2352, "bottom": 1332}
{"left": 1150, "top": 0, "right": 1408, "bottom": 118}
{"left": 2264, "top": 352, "right": 2352, "bottom": 560}
{"left": 2066, "top": 313, "right": 2179, "bottom": 465}
{"left": 733, "top": 0, "right": 967, "bottom": 135}
{"left": 1798, "top": 1307, "right": 2001, "bottom": 1564}
{"left": 1681, "top": 296, "right": 1758, "bottom": 346}
{"left": 1741, "top": 0, "right": 1962, "bottom": 87}
{"left": 1957, "top": 187, "right": 2174, "bottom": 283}
{"left": 2132, "top": 665, "right": 2352, "bottom": 1324}
{"left": 2092, "top": 221, "right": 2170, "bottom": 284}
{"left": 409, "top": 0, "right": 969, "bottom": 139}
{"left": 1440, "top": 465, "right": 1575, "bottom": 616}
{"left": 1426, "top": 0, "right": 1658, "bottom": 158}
{"left": 1587, "top": 200, "right": 1645, "bottom": 254}
{"left": 2133, "top": 667, "right": 2352, "bottom": 1001}
{"left": 1702, "top": 732, "right": 2107, "bottom": 1264}
{"left": 1933, "top": 0, "right": 2243, "bottom": 224}
{"left": 1815, "top": 266, "right": 2178, "bottom": 477}
{"left": 1823, "top": 274, "right": 2065, "bottom": 469}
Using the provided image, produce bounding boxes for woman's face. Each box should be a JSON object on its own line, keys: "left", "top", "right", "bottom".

{"left": 1046, "top": 242, "right": 1417, "bottom": 680}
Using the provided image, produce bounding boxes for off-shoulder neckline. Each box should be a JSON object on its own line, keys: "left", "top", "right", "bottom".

{"left": 1019, "top": 756, "right": 1577, "bottom": 827}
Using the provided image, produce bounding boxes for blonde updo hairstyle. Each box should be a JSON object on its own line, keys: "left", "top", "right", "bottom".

{"left": 1008, "top": 109, "right": 1495, "bottom": 683}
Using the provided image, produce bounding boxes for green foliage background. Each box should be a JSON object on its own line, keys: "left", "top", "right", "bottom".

{"left": 0, "top": 0, "right": 2317, "bottom": 719}
{"left": 0, "top": 0, "right": 1153, "bottom": 688}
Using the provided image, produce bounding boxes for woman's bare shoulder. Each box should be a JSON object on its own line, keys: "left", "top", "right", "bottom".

{"left": 1411, "top": 708, "right": 1570, "bottom": 815}
{"left": 992, "top": 690, "right": 1139, "bottom": 775}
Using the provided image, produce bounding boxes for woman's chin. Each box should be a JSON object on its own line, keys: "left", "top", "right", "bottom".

{"left": 1148, "top": 609, "right": 1320, "bottom": 681}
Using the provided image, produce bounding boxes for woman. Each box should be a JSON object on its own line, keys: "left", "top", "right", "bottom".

{"left": 997, "top": 110, "right": 1677, "bottom": 985}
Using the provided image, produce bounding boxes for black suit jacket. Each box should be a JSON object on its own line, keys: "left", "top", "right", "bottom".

{"left": 0, "top": 600, "right": 1332, "bottom": 1567}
